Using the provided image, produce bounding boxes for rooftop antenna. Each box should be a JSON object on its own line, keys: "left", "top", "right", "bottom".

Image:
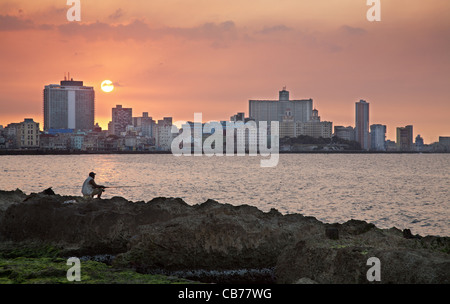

{"left": 64, "top": 73, "right": 66, "bottom": 81}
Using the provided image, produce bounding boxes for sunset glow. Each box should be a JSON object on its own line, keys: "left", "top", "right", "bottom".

{"left": 0, "top": 1, "right": 449, "bottom": 143}
{"left": 101, "top": 80, "right": 114, "bottom": 93}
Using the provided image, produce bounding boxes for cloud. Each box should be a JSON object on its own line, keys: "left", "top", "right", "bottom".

{"left": 57, "top": 19, "right": 238, "bottom": 44}
{"left": 0, "top": 14, "right": 57, "bottom": 32}
{"left": 340, "top": 25, "right": 367, "bottom": 35}
{"left": 58, "top": 21, "right": 123, "bottom": 40}
{"left": 0, "top": 14, "right": 33, "bottom": 31}
{"left": 37, "top": 24, "right": 55, "bottom": 31}
{"left": 109, "top": 8, "right": 125, "bottom": 21}
{"left": 112, "top": 81, "right": 124, "bottom": 87}
{"left": 256, "top": 25, "right": 293, "bottom": 35}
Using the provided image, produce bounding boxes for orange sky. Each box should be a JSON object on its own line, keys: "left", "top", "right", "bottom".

{"left": 0, "top": 0, "right": 449, "bottom": 143}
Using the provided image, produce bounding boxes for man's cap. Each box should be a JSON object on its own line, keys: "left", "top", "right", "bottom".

{"left": 89, "top": 172, "right": 96, "bottom": 177}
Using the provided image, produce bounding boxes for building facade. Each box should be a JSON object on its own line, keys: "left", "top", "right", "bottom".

{"left": 43, "top": 78, "right": 95, "bottom": 131}
{"left": 334, "top": 126, "right": 355, "bottom": 141}
{"left": 396, "top": 125, "right": 413, "bottom": 151}
{"left": 355, "top": 100, "right": 370, "bottom": 150}
{"left": 133, "top": 112, "right": 155, "bottom": 138}
{"left": 280, "top": 108, "right": 332, "bottom": 139}
{"left": 110, "top": 105, "right": 132, "bottom": 136}
{"left": 155, "top": 117, "right": 174, "bottom": 150}
{"left": 17, "top": 118, "right": 40, "bottom": 148}
{"left": 439, "top": 136, "right": 450, "bottom": 147}
{"left": 370, "top": 124, "right": 386, "bottom": 151}
{"left": 249, "top": 88, "right": 313, "bottom": 124}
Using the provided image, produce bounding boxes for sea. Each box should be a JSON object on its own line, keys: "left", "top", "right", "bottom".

{"left": 0, "top": 153, "right": 449, "bottom": 236}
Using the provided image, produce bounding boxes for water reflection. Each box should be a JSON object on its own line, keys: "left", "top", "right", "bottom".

{"left": 0, "top": 154, "right": 448, "bottom": 236}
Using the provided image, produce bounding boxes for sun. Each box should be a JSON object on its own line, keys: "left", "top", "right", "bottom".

{"left": 101, "top": 80, "right": 114, "bottom": 93}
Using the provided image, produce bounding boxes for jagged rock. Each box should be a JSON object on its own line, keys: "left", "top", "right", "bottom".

{"left": 0, "top": 189, "right": 27, "bottom": 240}
{"left": 339, "top": 219, "right": 376, "bottom": 235}
{"left": 0, "top": 189, "right": 448, "bottom": 284}
{"left": 403, "top": 228, "right": 422, "bottom": 239}
{"left": 0, "top": 189, "right": 26, "bottom": 211}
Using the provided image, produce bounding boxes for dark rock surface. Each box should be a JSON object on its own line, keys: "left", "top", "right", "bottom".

{"left": 0, "top": 189, "right": 448, "bottom": 283}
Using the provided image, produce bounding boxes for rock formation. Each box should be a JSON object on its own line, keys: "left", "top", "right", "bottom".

{"left": 0, "top": 189, "right": 448, "bottom": 283}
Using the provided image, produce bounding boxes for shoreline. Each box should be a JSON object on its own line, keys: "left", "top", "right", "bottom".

{"left": 0, "top": 150, "right": 448, "bottom": 156}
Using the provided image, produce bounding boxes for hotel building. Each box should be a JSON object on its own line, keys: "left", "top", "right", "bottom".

{"left": 43, "top": 77, "right": 95, "bottom": 131}
{"left": 249, "top": 88, "right": 313, "bottom": 124}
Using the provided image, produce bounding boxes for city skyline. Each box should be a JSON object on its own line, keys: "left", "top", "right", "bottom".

{"left": 0, "top": 78, "right": 448, "bottom": 146}
{"left": 0, "top": 1, "right": 449, "bottom": 143}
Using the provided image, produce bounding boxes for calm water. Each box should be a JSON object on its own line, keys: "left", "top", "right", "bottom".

{"left": 0, "top": 154, "right": 449, "bottom": 236}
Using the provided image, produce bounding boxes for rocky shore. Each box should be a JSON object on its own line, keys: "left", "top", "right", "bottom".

{"left": 0, "top": 188, "right": 448, "bottom": 284}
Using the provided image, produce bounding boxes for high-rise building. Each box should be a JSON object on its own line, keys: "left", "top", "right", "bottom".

{"left": 355, "top": 100, "right": 370, "bottom": 150}
{"left": 396, "top": 125, "right": 413, "bottom": 151}
{"left": 370, "top": 124, "right": 386, "bottom": 151}
{"left": 110, "top": 105, "right": 132, "bottom": 136}
{"left": 43, "top": 77, "right": 95, "bottom": 131}
{"left": 249, "top": 88, "right": 313, "bottom": 124}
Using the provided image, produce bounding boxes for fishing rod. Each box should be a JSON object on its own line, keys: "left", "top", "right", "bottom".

{"left": 103, "top": 186, "right": 143, "bottom": 189}
{"left": 102, "top": 185, "right": 150, "bottom": 189}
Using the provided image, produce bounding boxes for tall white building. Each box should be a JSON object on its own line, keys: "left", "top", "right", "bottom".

{"left": 43, "top": 77, "right": 95, "bottom": 131}
{"left": 249, "top": 88, "right": 313, "bottom": 124}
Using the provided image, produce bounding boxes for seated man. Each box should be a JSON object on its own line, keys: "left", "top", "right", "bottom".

{"left": 81, "top": 172, "right": 106, "bottom": 199}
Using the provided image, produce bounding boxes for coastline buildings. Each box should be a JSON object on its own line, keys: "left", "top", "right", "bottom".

{"left": 109, "top": 105, "right": 132, "bottom": 136}
{"left": 43, "top": 77, "right": 95, "bottom": 132}
{"left": 155, "top": 117, "right": 175, "bottom": 150}
{"left": 370, "top": 124, "right": 386, "bottom": 151}
{"left": 439, "top": 136, "right": 450, "bottom": 149}
{"left": 0, "top": 119, "right": 40, "bottom": 149}
{"left": 280, "top": 108, "right": 332, "bottom": 139}
{"left": 415, "top": 135, "right": 424, "bottom": 151}
{"left": 334, "top": 126, "right": 355, "bottom": 141}
{"left": 302, "top": 109, "right": 332, "bottom": 139}
{"left": 355, "top": 100, "right": 370, "bottom": 150}
{"left": 133, "top": 112, "right": 155, "bottom": 138}
{"left": 2, "top": 78, "right": 449, "bottom": 152}
{"left": 230, "top": 112, "right": 245, "bottom": 122}
{"left": 3, "top": 123, "right": 20, "bottom": 149}
{"left": 249, "top": 88, "right": 312, "bottom": 124}
{"left": 396, "top": 125, "right": 413, "bottom": 151}
{"left": 250, "top": 88, "right": 331, "bottom": 140}
{"left": 385, "top": 140, "right": 398, "bottom": 151}
{"left": 17, "top": 118, "right": 40, "bottom": 149}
